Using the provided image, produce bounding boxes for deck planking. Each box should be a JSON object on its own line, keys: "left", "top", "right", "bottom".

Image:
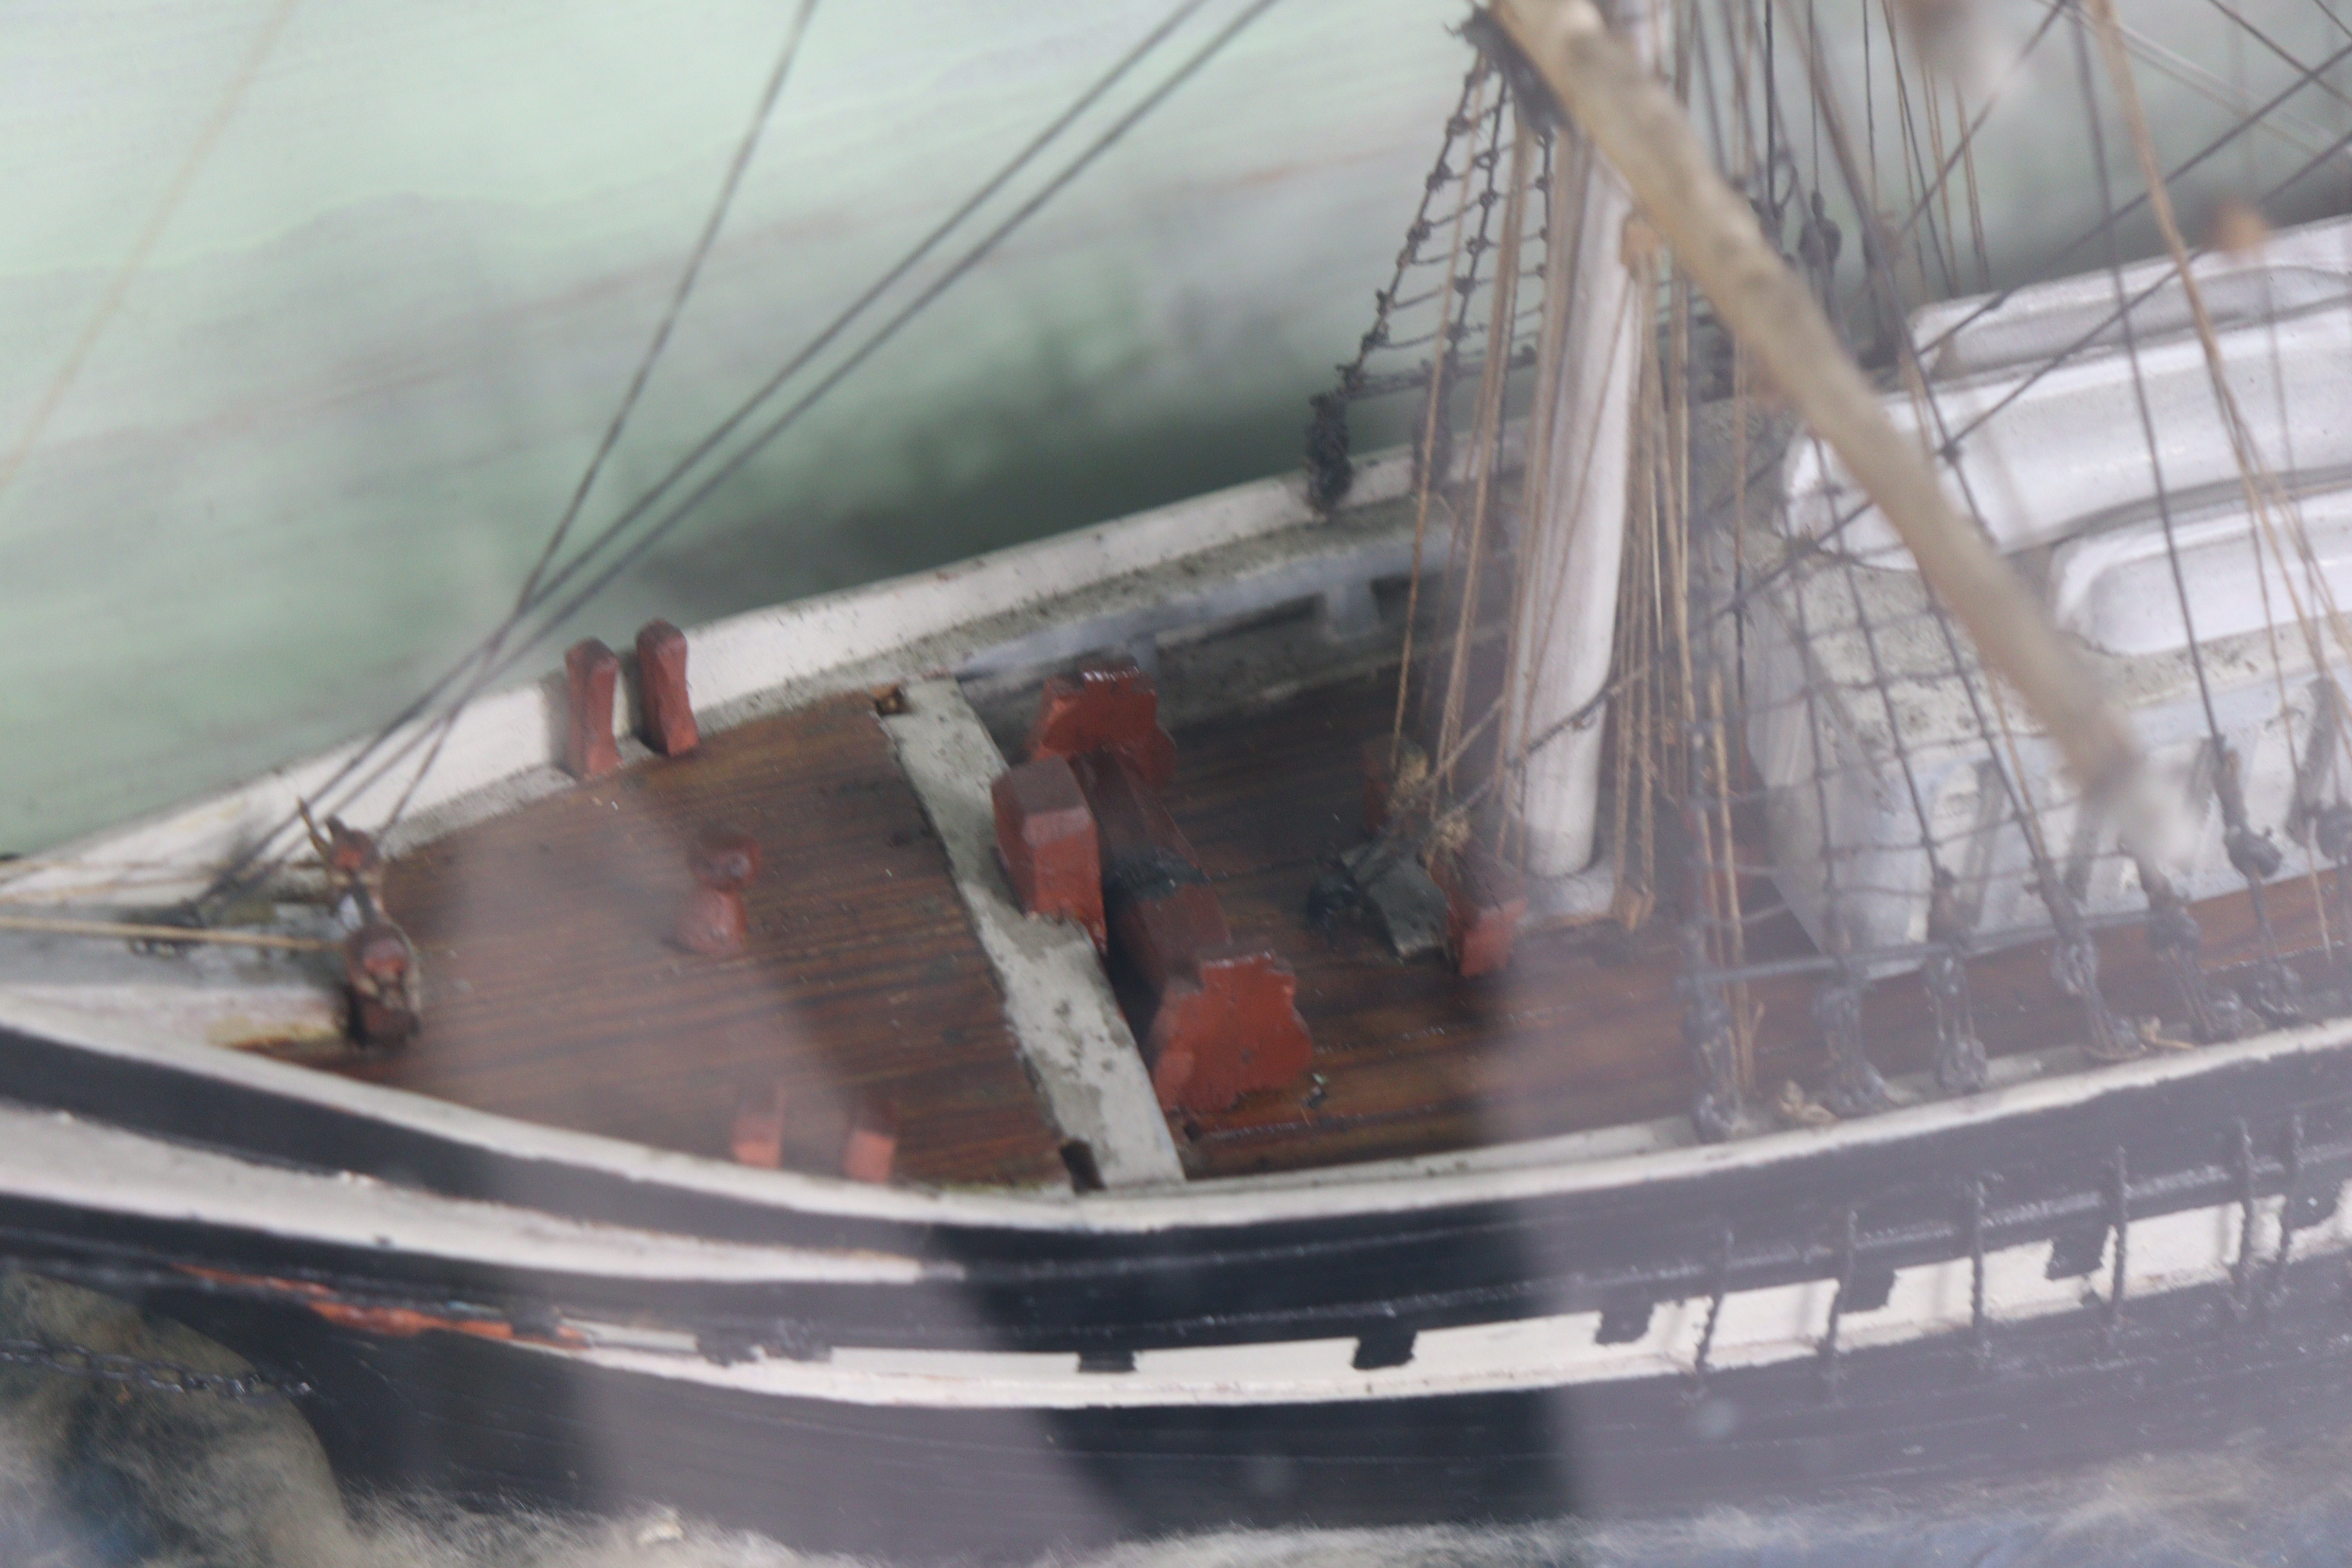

{"left": 1155, "top": 669, "right": 2342, "bottom": 1178}
{"left": 359, "top": 692, "right": 1066, "bottom": 1188}
{"left": 311, "top": 668, "right": 2345, "bottom": 1190}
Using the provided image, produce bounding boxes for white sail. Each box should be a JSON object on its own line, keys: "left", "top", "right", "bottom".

{"left": 1503, "top": 0, "right": 1659, "bottom": 880}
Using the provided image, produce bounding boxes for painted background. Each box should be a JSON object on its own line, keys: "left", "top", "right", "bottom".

{"left": 3, "top": 0, "right": 2343, "bottom": 854}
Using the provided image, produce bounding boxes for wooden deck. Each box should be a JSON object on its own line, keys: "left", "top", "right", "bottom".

{"left": 362, "top": 693, "right": 1066, "bottom": 1188}
{"left": 313, "top": 671, "right": 2342, "bottom": 1190}
{"left": 1159, "top": 669, "right": 2340, "bottom": 1178}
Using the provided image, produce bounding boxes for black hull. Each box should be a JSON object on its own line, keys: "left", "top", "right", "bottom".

{"left": 9, "top": 1016, "right": 2352, "bottom": 1357}
{"left": 131, "top": 1251, "right": 2352, "bottom": 1560}
{"left": 10, "top": 1018, "right": 2352, "bottom": 1554}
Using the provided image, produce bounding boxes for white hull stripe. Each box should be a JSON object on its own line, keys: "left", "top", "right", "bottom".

{"left": 515, "top": 1181, "right": 2352, "bottom": 1410}
{"left": 0, "top": 1105, "right": 930, "bottom": 1286}
{"left": 8, "top": 976, "right": 2352, "bottom": 1236}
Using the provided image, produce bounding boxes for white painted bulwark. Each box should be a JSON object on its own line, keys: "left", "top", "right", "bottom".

{"left": 881, "top": 678, "right": 1184, "bottom": 1190}
{"left": 9, "top": 920, "right": 2352, "bottom": 1235}
{"left": 0, "top": 454, "right": 1406, "bottom": 911}
{"left": 0, "top": 1103, "right": 932, "bottom": 1286}
{"left": 510, "top": 1174, "right": 2348, "bottom": 1410}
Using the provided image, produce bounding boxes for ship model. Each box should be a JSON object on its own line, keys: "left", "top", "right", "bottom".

{"left": 8, "top": 0, "right": 2352, "bottom": 1555}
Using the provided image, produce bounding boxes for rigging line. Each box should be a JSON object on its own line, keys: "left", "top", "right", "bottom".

{"left": 2122, "top": 16, "right": 2352, "bottom": 165}
{"left": 1689, "top": 0, "right": 1733, "bottom": 176}
{"left": 1901, "top": 93, "right": 2352, "bottom": 479}
{"left": 1435, "top": 163, "right": 1524, "bottom": 779}
{"left": 1333, "top": 67, "right": 1504, "bottom": 391}
{"left": 1807, "top": 427, "right": 1949, "bottom": 878}
{"left": 2252, "top": 200, "right": 2334, "bottom": 958}
{"left": 385, "top": 0, "right": 825, "bottom": 828}
{"left": 382, "top": 0, "right": 1214, "bottom": 826}
{"left": 2089, "top": 0, "right": 2352, "bottom": 995}
{"left": 2089, "top": 0, "right": 2352, "bottom": 710}
{"left": 1884, "top": 0, "right": 2066, "bottom": 256}
{"left": 1415, "top": 79, "right": 1514, "bottom": 743}
{"left": 0, "top": 0, "right": 303, "bottom": 517}
{"left": 1393, "top": 71, "right": 1490, "bottom": 766}
{"left": 2072, "top": 5, "right": 2225, "bottom": 747}
{"left": 2197, "top": 0, "right": 2352, "bottom": 120}
{"left": 1913, "top": 31, "right": 2352, "bottom": 367}
{"left": 250, "top": 0, "right": 1297, "bottom": 871}
{"left": 198, "top": 0, "right": 1236, "bottom": 896}
{"left": 1873, "top": 0, "right": 1942, "bottom": 290}
{"left": 515, "top": 0, "right": 823, "bottom": 626}
{"left": 1777, "top": 0, "right": 2081, "bottom": 934}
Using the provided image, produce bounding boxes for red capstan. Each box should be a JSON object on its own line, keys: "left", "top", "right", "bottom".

{"left": 676, "top": 827, "right": 761, "bottom": 958}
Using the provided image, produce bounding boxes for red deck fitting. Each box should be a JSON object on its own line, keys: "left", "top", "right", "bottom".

{"left": 842, "top": 1098, "right": 899, "bottom": 1184}
{"left": 676, "top": 827, "right": 760, "bottom": 958}
{"left": 345, "top": 922, "right": 422, "bottom": 1046}
{"left": 1003, "top": 656, "right": 1312, "bottom": 1112}
{"left": 1079, "top": 749, "right": 1313, "bottom": 1114}
{"left": 563, "top": 639, "right": 622, "bottom": 780}
{"left": 1026, "top": 657, "right": 1175, "bottom": 789}
{"left": 1145, "top": 946, "right": 1314, "bottom": 1112}
{"left": 1436, "top": 841, "right": 1528, "bottom": 978}
{"left": 636, "top": 619, "right": 699, "bottom": 757}
{"left": 730, "top": 1082, "right": 788, "bottom": 1168}
{"left": 992, "top": 756, "right": 1105, "bottom": 949}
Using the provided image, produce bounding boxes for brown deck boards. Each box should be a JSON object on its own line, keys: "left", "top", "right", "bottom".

{"left": 356, "top": 692, "right": 1066, "bottom": 1188}
{"left": 1155, "top": 669, "right": 2342, "bottom": 1178}
{"left": 300, "top": 666, "right": 2342, "bottom": 1190}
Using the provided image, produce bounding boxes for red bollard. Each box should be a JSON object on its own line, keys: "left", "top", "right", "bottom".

{"left": 992, "top": 756, "right": 1105, "bottom": 950}
{"left": 1435, "top": 841, "right": 1528, "bottom": 978}
{"left": 730, "top": 1082, "right": 788, "bottom": 1168}
{"left": 676, "top": 827, "right": 760, "bottom": 958}
{"left": 564, "top": 639, "right": 622, "bottom": 780}
{"left": 842, "top": 1099, "right": 899, "bottom": 1184}
{"left": 636, "top": 619, "right": 699, "bottom": 757}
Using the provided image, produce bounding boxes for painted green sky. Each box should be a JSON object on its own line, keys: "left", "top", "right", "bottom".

{"left": 3, "top": 0, "right": 2343, "bottom": 854}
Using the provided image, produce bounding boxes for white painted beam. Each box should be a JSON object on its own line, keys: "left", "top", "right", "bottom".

{"left": 881, "top": 678, "right": 1185, "bottom": 1190}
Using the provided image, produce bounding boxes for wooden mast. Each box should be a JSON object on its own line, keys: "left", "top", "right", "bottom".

{"left": 1488, "top": 0, "right": 2181, "bottom": 861}
{"left": 1501, "top": 0, "right": 1658, "bottom": 880}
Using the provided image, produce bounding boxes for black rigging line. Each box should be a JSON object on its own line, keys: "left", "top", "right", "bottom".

{"left": 387, "top": 0, "right": 825, "bottom": 824}
{"left": 1886, "top": 0, "right": 2068, "bottom": 256}
{"left": 2197, "top": 0, "right": 2352, "bottom": 120}
{"left": 1900, "top": 113, "right": 2352, "bottom": 465}
{"left": 521, "top": 0, "right": 825, "bottom": 625}
{"left": 202, "top": 0, "right": 1280, "bottom": 901}
{"left": 485, "top": 0, "right": 1293, "bottom": 700}
{"left": 1914, "top": 30, "right": 2352, "bottom": 366}
{"left": 2070, "top": 1, "right": 2224, "bottom": 746}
